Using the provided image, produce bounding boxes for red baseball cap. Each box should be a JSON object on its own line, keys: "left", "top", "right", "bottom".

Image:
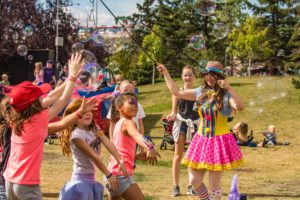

{"left": 9, "top": 81, "right": 52, "bottom": 112}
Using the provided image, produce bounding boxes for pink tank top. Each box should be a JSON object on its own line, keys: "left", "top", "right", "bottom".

{"left": 108, "top": 118, "right": 136, "bottom": 176}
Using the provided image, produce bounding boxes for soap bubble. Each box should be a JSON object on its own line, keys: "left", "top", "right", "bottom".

{"left": 190, "top": 35, "right": 205, "bottom": 50}
{"left": 27, "top": 55, "right": 34, "bottom": 61}
{"left": 81, "top": 50, "right": 97, "bottom": 63}
{"left": 212, "top": 22, "right": 229, "bottom": 39}
{"left": 72, "top": 42, "right": 84, "bottom": 53}
{"left": 17, "top": 45, "right": 28, "bottom": 56}
{"left": 192, "top": 0, "right": 216, "bottom": 16}
{"left": 78, "top": 63, "right": 102, "bottom": 91}
{"left": 92, "top": 30, "right": 104, "bottom": 44}
{"left": 24, "top": 25, "right": 35, "bottom": 37}
{"left": 77, "top": 28, "right": 92, "bottom": 43}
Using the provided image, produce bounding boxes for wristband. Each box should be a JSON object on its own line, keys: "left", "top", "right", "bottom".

{"left": 106, "top": 172, "right": 113, "bottom": 179}
{"left": 119, "top": 159, "right": 124, "bottom": 164}
{"left": 143, "top": 136, "right": 154, "bottom": 150}
{"left": 75, "top": 110, "right": 83, "bottom": 119}
{"left": 68, "top": 75, "right": 77, "bottom": 82}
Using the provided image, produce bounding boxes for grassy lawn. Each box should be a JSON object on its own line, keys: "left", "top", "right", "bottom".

{"left": 41, "top": 76, "right": 300, "bottom": 199}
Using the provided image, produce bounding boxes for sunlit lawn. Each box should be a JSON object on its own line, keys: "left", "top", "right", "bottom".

{"left": 41, "top": 76, "right": 300, "bottom": 199}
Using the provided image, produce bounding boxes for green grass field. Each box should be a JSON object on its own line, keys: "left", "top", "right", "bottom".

{"left": 41, "top": 76, "right": 300, "bottom": 199}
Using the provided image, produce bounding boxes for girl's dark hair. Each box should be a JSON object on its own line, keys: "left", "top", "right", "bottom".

{"left": 0, "top": 95, "right": 9, "bottom": 145}
{"left": 111, "top": 92, "right": 137, "bottom": 122}
{"left": 10, "top": 98, "right": 44, "bottom": 135}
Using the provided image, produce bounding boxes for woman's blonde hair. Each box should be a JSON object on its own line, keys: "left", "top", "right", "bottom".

{"left": 10, "top": 99, "right": 44, "bottom": 135}
{"left": 59, "top": 98, "right": 98, "bottom": 156}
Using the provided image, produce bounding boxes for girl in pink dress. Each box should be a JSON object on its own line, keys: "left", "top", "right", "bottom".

{"left": 157, "top": 61, "right": 244, "bottom": 200}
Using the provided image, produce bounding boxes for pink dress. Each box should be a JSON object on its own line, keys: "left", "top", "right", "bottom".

{"left": 183, "top": 90, "right": 244, "bottom": 171}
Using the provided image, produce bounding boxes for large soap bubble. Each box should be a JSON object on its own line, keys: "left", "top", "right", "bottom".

{"left": 72, "top": 42, "right": 84, "bottom": 53}
{"left": 92, "top": 30, "right": 104, "bottom": 44}
{"left": 17, "top": 45, "right": 28, "bottom": 56}
{"left": 78, "top": 62, "right": 102, "bottom": 91}
{"left": 192, "top": 0, "right": 216, "bottom": 16}
{"left": 190, "top": 35, "right": 206, "bottom": 50}
{"left": 212, "top": 22, "right": 229, "bottom": 39}
{"left": 81, "top": 50, "right": 97, "bottom": 64}
{"left": 77, "top": 28, "right": 92, "bottom": 43}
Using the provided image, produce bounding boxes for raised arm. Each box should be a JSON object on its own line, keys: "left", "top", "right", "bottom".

{"left": 124, "top": 119, "right": 161, "bottom": 165}
{"left": 157, "top": 63, "right": 196, "bottom": 101}
{"left": 48, "top": 98, "right": 98, "bottom": 134}
{"left": 42, "top": 82, "right": 66, "bottom": 108}
{"left": 48, "top": 53, "right": 83, "bottom": 121}
{"left": 217, "top": 80, "right": 244, "bottom": 111}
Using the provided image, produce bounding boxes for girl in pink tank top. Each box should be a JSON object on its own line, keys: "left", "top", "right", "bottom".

{"left": 107, "top": 93, "right": 161, "bottom": 200}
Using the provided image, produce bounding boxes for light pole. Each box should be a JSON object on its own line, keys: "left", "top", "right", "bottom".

{"left": 55, "top": 0, "right": 59, "bottom": 63}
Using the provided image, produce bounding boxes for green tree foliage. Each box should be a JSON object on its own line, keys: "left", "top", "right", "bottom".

{"left": 286, "top": 22, "right": 300, "bottom": 68}
{"left": 228, "top": 16, "right": 273, "bottom": 74}
{"left": 0, "top": 0, "right": 77, "bottom": 62}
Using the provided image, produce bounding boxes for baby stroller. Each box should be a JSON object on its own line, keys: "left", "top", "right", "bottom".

{"left": 160, "top": 118, "right": 175, "bottom": 150}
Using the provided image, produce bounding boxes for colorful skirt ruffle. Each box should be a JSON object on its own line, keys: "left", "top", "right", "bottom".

{"left": 59, "top": 174, "right": 104, "bottom": 200}
{"left": 182, "top": 132, "right": 244, "bottom": 171}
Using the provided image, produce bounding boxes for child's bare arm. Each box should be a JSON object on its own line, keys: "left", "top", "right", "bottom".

{"left": 42, "top": 82, "right": 66, "bottom": 108}
{"left": 99, "top": 134, "right": 128, "bottom": 177}
{"left": 73, "top": 138, "right": 118, "bottom": 191}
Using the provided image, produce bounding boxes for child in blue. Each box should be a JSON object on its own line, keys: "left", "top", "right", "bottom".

{"left": 59, "top": 98, "right": 127, "bottom": 200}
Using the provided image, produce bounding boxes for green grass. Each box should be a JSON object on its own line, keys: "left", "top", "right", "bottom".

{"left": 41, "top": 76, "right": 300, "bottom": 199}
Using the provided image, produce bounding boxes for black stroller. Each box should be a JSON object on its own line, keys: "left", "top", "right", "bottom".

{"left": 160, "top": 118, "right": 175, "bottom": 150}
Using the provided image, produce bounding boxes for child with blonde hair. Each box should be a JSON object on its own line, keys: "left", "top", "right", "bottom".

{"left": 33, "top": 62, "right": 44, "bottom": 86}
{"left": 58, "top": 98, "right": 128, "bottom": 200}
{"left": 3, "top": 53, "right": 83, "bottom": 199}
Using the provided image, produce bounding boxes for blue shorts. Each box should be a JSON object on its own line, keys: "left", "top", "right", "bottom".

{"left": 106, "top": 176, "right": 135, "bottom": 197}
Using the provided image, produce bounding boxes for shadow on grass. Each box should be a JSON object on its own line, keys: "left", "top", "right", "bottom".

{"left": 145, "top": 195, "right": 159, "bottom": 200}
{"left": 144, "top": 114, "right": 163, "bottom": 135}
{"left": 139, "top": 90, "right": 160, "bottom": 95}
{"left": 43, "top": 193, "right": 59, "bottom": 198}
{"left": 230, "top": 83, "right": 255, "bottom": 87}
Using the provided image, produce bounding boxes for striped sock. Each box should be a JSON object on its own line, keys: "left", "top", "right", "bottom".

{"left": 210, "top": 190, "right": 222, "bottom": 200}
{"left": 194, "top": 183, "right": 210, "bottom": 200}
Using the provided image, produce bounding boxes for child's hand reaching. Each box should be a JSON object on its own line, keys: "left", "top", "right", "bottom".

{"left": 79, "top": 97, "right": 98, "bottom": 114}
{"left": 106, "top": 174, "right": 118, "bottom": 191}
{"left": 146, "top": 149, "right": 161, "bottom": 165}
{"left": 68, "top": 53, "right": 84, "bottom": 77}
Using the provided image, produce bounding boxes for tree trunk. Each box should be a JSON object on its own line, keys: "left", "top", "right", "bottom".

{"left": 248, "top": 56, "right": 252, "bottom": 76}
{"left": 152, "top": 63, "right": 155, "bottom": 85}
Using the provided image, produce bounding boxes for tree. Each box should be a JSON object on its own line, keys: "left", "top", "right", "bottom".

{"left": 138, "top": 25, "right": 166, "bottom": 84}
{"left": 0, "top": 0, "right": 78, "bottom": 63}
{"left": 286, "top": 22, "right": 300, "bottom": 69}
{"left": 228, "top": 16, "right": 273, "bottom": 75}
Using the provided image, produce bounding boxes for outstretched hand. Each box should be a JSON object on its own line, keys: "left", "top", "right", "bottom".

{"left": 147, "top": 149, "right": 161, "bottom": 165}
{"left": 68, "top": 53, "right": 84, "bottom": 77}
{"left": 79, "top": 97, "right": 98, "bottom": 115}
{"left": 156, "top": 63, "right": 168, "bottom": 76}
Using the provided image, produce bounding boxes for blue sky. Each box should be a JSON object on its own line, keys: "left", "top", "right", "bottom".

{"left": 67, "top": 0, "right": 258, "bottom": 26}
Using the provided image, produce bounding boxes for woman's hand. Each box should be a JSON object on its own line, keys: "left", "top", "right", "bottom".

{"left": 166, "top": 112, "right": 176, "bottom": 121}
{"left": 118, "top": 162, "right": 129, "bottom": 178}
{"left": 146, "top": 149, "right": 161, "bottom": 165}
{"left": 68, "top": 53, "right": 83, "bottom": 77}
{"left": 156, "top": 63, "right": 169, "bottom": 76}
{"left": 107, "top": 174, "right": 118, "bottom": 191}
{"left": 217, "top": 79, "right": 230, "bottom": 90}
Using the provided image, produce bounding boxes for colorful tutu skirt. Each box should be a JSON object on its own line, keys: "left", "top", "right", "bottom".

{"left": 182, "top": 132, "right": 244, "bottom": 171}
{"left": 59, "top": 174, "right": 104, "bottom": 200}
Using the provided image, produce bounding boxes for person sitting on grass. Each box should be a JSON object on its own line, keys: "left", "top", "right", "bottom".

{"left": 258, "top": 125, "right": 277, "bottom": 147}
{"left": 231, "top": 122, "right": 256, "bottom": 147}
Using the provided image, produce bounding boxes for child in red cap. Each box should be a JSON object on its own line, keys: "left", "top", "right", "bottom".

{"left": 3, "top": 53, "right": 84, "bottom": 200}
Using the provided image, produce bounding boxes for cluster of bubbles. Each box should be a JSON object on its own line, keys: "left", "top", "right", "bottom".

{"left": 16, "top": 23, "right": 35, "bottom": 56}
{"left": 246, "top": 78, "right": 288, "bottom": 115}
{"left": 190, "top": 0, "right": 229, "bottom": 51}
{"left": 76, "top": 27, "right": 130, "bottom": 54}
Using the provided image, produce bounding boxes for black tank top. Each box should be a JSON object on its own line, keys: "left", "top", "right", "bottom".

{"left": 178, "top": 98, "right": 199, "bottom": 121}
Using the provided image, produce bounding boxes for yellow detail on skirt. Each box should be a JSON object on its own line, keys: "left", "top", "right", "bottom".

{"left": 182, "top": 158, "right": 244, "bottom": 171}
